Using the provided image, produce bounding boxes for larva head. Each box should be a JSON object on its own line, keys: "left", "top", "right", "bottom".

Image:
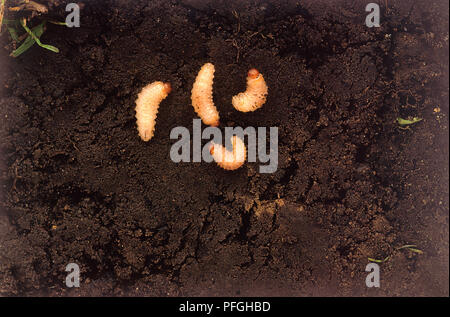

{"left": 163, "top": 82, "right": 172, "bottom": 94}
{"left": 248, "top": 68, "right": 260, "bottom": 79}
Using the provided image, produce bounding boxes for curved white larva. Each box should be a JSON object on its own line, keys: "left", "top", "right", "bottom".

{"left": 191, "top": 63, "right": 220, "bottom": 126}
{"left": 210, "top": 136, "right": 246, "bottom": 171}
{"left": 135, "top": 81, "right": 171, "bottom": 141}
{"left": 232, "top": 68, "right": 268, "bottom": 112}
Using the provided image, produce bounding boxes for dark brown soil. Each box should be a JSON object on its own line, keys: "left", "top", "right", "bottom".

{"left": 0, "top": 0, "right": 448, "bottom": 296}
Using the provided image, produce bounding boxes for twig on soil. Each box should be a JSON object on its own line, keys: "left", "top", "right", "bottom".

{"left": 68, "top": 137, "right": 80, "bottom": 152}
{"left": 8, "top": 0, "right": 48, "bottom": 16}
{"left": 0, "top": 0, "right": 5, "bottom": 32}
{"left": 225, "top": 38, "right": 241, "bottom": 63}
{"left": 11, "top": 158, "right": 23, "bottom": 192}
{"left": 231, "top": 10, "right": 240, "bottom": 34}
{"left": 232, "top": 39, "right": 240, "bottom": 62}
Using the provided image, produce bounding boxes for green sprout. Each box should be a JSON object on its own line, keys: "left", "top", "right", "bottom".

{"left": 19, "top": 18, "right": 59, "bottom": 53}
{"left": 397, "top": 117, "right": 423, "bottom": 126}
{"left": 7, "top": 23, "right": 19, "bottom": 41}
{"left": 2, "top": 16, "right": 66, "bottom": 57}
{"left": 368, "top": 256, "right": 390, "bottom": 263}
{"left": 397, "top": 244, "right": 423, "bottom": 254}
{"left": 368, "top": 244, "right": 423, "bottom": 264}
{"left": 48, "top": 20, "right": 68, "bottom": 26}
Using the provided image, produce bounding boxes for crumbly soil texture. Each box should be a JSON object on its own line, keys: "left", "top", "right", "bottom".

{"left": 0, "top": 0, "right": 448, "bottom": 296}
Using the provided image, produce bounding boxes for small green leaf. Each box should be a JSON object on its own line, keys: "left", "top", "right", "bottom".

{"left": 397, "top": 244, "right": 423, "bottom": 254}
{"left": 397, "top": 117, "right": 422, "bottom": 125}
{"left": 38, "top": 43, "right": 59, "bottom": 52}
{"left": 7, "top": 26, "right": 19, "bottom": 41}
{"left": 408, "top": 248, "right": 423, "bottom": 254}
{"left": 11, "top": 22, "right": 45, "bottom": 57}
{"left": 20, "top": 19, "right": 59, "bottom": 54}
{"left": 2, "top": 19, "right": 17, "bottom": 25}
{"left": 397, "top": 244, "right": 417, "bottom": 250}
{"left": 48, "top": 20, "right": 67, "bottom": 26}
{"left": 368, "top": 256, "right": 390, "bottom": 263}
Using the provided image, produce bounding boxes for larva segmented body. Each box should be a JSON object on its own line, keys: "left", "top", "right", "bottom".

{"left": 232, "top": 68, "right": 268, "bottom": 112}
{"left": 210, "top": 136, "right": 246, "bottom": 171}
{"left": 191, "top": 63, "right": 220, "bottom": 126}
{"left": 135, "top": 81, "right": 171, "bottom": 141}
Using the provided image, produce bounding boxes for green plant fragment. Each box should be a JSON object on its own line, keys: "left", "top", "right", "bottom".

{"left": 20, "top": 19, "right": 59, "bottom": 53}
{"left": 397, "top": 117, "right": 422, "bottom": 125}
{"left": 11, "top": 22, "right": 45, "bottom": 57}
